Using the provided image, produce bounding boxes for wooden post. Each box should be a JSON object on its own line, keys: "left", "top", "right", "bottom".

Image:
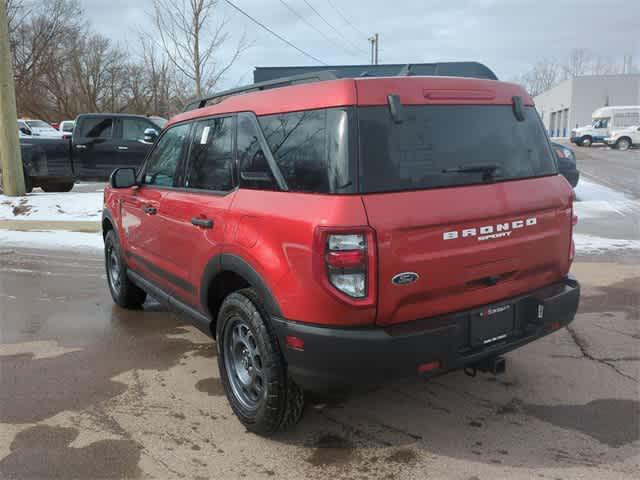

{"left": 0, "top": 0, "right": 25, "bottom": 196}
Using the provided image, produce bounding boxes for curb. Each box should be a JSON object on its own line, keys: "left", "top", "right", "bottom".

{"left": 0, "top": 220, "right": 101, "bottom": 233}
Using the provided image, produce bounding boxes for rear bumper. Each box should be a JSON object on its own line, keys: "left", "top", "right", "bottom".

{"left": 271, "top": 276, "right": 580, "bottom": 393}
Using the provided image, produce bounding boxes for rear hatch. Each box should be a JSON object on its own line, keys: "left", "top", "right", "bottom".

{"left": 356, "top": 94, "right": 573, "bottom": 326}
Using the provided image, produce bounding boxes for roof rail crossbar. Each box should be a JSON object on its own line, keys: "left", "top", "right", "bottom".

{"left": 183, "top": 71, "right": 339, "bottom": 112}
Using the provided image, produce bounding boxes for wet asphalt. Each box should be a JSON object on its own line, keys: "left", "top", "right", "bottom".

{"left": 1, "top": 155, "right": 639, "bottom": 479}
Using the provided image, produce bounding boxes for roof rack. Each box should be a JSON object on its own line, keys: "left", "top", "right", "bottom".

{"left": 183, "top": 71, "right": 339, "bottom": 112}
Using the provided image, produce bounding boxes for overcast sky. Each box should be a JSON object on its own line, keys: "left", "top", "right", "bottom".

{"left": 83, "top": 0, "right": 639, "bottom": 89}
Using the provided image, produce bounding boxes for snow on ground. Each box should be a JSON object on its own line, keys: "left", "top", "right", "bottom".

{"left": 574, "top": 233, "right": 640, "bottom": 254}
{"left": 573, "top": 179, "right": 639, "bottom": 219}
{"left": 0, "top": 230, "right": 103, "bottom": 251}
{"left": 0, "top": 191, "right": 102, "bottom": 221}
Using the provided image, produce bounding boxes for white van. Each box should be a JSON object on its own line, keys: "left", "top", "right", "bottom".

{"left": 570, "top": 106, "right": 640, "bottom": 146}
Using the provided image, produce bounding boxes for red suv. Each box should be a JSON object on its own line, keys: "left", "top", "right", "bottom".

{"left": 102, "top": 70, "right": 580, "bottom": 435}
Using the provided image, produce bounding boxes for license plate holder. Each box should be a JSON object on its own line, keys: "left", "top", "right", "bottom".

{"left": 470, "top": 304, "right": 514, "bottom": 347}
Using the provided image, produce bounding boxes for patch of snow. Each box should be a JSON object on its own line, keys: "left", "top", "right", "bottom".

{"left": 0, "top": 230, "right": 103, "bottom": 251}
{"left": 574, "top": 233, "right": 640, "bottom": 254}
{"left": 0, "top": 191, "right": 103, "bottom": 221}
{"left": 573, "top": 179, "right": 639, "bottom": 220}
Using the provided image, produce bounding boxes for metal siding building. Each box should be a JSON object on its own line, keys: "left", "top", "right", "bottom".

{"left": 534, "top": 74, "right": 640, "bottom": 138}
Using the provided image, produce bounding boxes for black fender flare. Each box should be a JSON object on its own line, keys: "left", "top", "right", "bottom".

{"left": 200, "top": 254, "right": 282, "bottom": 318}
{"left": 102, "top": 209, "right": 116, "bottom": 237}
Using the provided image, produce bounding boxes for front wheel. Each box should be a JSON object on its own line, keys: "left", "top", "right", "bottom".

{"left": 104, "top": 230, "right": 147, "bottom": 309}
{"left": 616, "top": 137, "right": 631, "bottom": 151}
{"left": 216, "top": 289, "right": 304, "bottom": 435}
{"left": 580, "top": 136, "right": 593, "bottom": 147}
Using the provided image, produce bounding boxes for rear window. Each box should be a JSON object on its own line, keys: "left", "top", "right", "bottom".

{"left": 258, "top": 108, "right": 355, "bottom": 193}
{"left": 358, "top": 105, "right": 557, "bottom": 193}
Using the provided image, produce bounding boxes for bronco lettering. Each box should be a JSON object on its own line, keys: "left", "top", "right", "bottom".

{"left": 443, "top": 217, "right": 537, "bottom": 241}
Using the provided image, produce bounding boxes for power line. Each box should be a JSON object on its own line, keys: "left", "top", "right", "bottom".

{"left": 302, "top": 0, "right": 368, "bottom": 55}
{"left": 278, "top": 0, "right": 360, "bottom": 59}
{"left": 223, "top": 0, "right": 327, "bottom": 65}
{"left": 325, "top": 0, "right": 368, "bottom": 39}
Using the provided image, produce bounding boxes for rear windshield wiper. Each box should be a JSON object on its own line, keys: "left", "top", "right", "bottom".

{"left": 442, "top": 164, "right": 501, "bottom": 181}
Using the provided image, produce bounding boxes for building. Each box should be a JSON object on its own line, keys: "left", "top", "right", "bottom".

{"left": 253, "top": 62, "right": 498, "bottom": 82}
{"left": 534, "top": 74, "right": 640, "bottom": 138}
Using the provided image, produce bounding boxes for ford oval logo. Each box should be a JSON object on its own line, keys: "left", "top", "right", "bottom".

{"left": 392, "top": 272, "right": 419, "bottom": 286}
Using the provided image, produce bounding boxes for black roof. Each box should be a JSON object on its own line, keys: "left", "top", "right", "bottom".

{"left": 253, "top": 62, "right": 498, "bottom": 83}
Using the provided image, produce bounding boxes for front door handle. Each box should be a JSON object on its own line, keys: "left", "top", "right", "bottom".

{"left": 142, "top": 206, "right": 157, "bottom": 215}
{"left": 191, "top": 217, "right": 213, "bottom": 229}
{"left": 117, "top": 145, "right": 129, "bottom": 150}
{"left": 76, "top": 144, "right": 87, "bottom": 150}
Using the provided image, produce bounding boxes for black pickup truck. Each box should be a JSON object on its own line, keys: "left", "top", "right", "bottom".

{"left": 16, "top": 113, "right": 162, "bottom": 192}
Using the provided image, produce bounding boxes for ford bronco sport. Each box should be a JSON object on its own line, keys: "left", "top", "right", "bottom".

{"left": 102, "top": 69, "right": 580, "bottom": 435}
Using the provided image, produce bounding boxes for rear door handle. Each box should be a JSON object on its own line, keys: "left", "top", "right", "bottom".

{"left": 76, "top": 144, "right": 87, "bottom": 150}
{"left": 191, "top": 217, "right": 213, "bottom": 229}
{"left": 142, "top": 206, "right": 157, "bottom": 215}
{"left": 117, "top": 145, "right": 129, "bottom": 150}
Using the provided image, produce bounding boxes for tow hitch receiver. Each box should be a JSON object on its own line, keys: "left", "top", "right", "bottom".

{"left": 476, "top": 356, "right": 506, "bottom": 375}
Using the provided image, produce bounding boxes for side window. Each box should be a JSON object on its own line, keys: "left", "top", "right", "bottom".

{"left": 122, "top": 118, "right": 155, "bottom": 142}
{"left": 186, "top": 117, "right": 234, "bottom": 191}
{"left": 80, "top": 118, "right": 113, "bottom": 138}
{"left": 257, "top": 108, "right": 352, "bottom": 193}
{"left": 143, "top": 123, "right": 190, "bottom": 187}
{"left": 237, "top": 114, "right": 278, "bottom": 190}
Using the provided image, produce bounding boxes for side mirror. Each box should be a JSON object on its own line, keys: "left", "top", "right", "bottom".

{"left": 19, "top": 127, "right": 31, "bottom": 135}
{"left": 110, "top": 168, "right": 137, "bottom": 188}
{"left": 143, "top": 128, "right": 158, "bottom": 143}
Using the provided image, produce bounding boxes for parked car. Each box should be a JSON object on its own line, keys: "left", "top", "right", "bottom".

{"left": 17, "top": 119, "right": 63, "bottom": 138}
{"left": 17, "top": 113, "right": 161, "bottom": 183}
{"left": 550, "top": 141, "right": 579, "bottom": 187}
{"left": 58, "top": 120, "right": 75, "bottom": 139}
{"left": 102, "top": 70, "right": 580, "bottom": 435}
{"left": 570, "top": 105, "right": 640, "bottom": 147}
{"left": 605, "top": 125, "right": 640, "bottom": 151}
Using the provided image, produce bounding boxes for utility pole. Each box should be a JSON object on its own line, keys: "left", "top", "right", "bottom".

{"left": 374, "top": 33, "right": 379, "bottom": 65}
{"left": 0, "top": 0, "right": 25, "bottom": 196}
{"left": 368, "top": 33, "right": 379, "bottom": 65}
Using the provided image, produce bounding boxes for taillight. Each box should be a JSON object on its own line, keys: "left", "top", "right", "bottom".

{"left": 313, "top": 227, "right": 377, "bottom": 306}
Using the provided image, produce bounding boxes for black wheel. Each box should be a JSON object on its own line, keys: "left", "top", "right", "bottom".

{"left": 616, "top": 137, "right": 631, "bottom": 151}
{"left": 104, "top": 230, "right": 147, "bottom": 309}
{"left": 580, "top": 136, "right": 592, "bottom": 147}
{"left": 216, "top": 288, "right": 304, "bottom": 435}
{"left": 41, "top": 182, "right": 74, "bottom": 193}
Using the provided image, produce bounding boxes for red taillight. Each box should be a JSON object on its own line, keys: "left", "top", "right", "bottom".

{"left": 313, "top": 227, "right": 377, "bottom": 306}
{"left": 326, "top": 250, "right": 365, "bottom": 268}
{"left": 285, "top": 335, "right": 304, "bottom": 351}
{"left": 418, "top": 360, "right": 441, "bottom": 374}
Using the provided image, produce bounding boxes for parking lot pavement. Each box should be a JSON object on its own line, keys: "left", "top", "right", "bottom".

{"left": 557, "top": 140, "right": 640, "bottom": 199}
{"left": 0, "top": 246, "right": 638, "bottom": 480}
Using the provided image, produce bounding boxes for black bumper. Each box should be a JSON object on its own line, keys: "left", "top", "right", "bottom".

{"left": 271, "top": 276, "right": 580, "bottom": 393}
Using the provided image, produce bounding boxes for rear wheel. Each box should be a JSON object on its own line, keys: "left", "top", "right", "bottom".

{"left": 580, "top": 136, "right": 593, "bottom": 147}
{"left": 41, "top": 182, "right": 74, "bottom": 193}
{"left": 104, "top": 230, "right": 147, "bottom": 308}
{"left": 616, "top": 137, "right": 631, "bottom": 151}
{"left": 216, "top": 288, "right": 304, "bottom": 435}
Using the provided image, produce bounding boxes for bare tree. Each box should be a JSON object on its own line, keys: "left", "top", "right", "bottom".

{"left": 517, "top": 59, "right": 560, "bottom": 97}
{"left": 563, "top": 48, "right": 591, "bottom": 79}
{"left": 151, "top": 0, "right": 248, "bottom": 98}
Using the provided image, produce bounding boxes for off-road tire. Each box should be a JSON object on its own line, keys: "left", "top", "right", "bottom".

{"left": 104, "top": 230, "right": 147, "bottom": 309}
{"left": 216, "top": 288, "right": 304, "bottom": 435}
